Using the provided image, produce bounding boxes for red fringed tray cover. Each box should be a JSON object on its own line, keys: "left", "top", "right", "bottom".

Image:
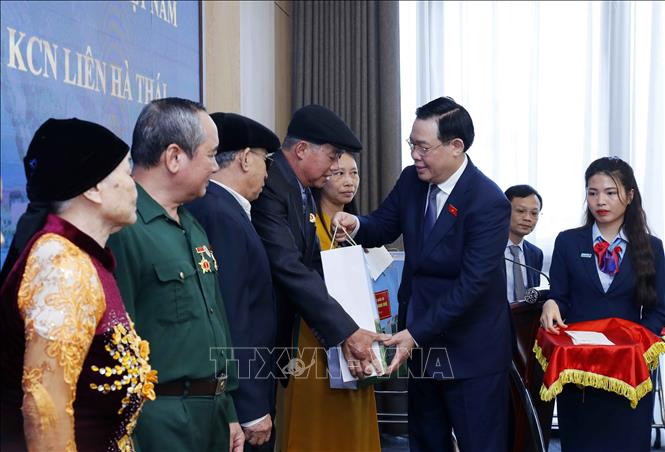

{"left": 534, "top": 317, "right": 665, "bottom": 408}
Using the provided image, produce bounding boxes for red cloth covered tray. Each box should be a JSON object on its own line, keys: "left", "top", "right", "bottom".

{"left": 533, "top": 317, "right": 665, "bottom": 408}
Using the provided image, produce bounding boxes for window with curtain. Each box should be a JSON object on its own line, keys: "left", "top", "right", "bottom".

{"left": 399, "top": 1, "right": 665, "bottom": 270}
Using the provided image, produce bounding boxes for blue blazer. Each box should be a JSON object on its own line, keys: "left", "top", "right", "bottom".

{"left": 355, "top": 159, "right": 513, "bottom": 379}
{"left": 186, "top": 183, "right": 277, "bottom": 423}
{"left": 549, "top": 226, "right": 665, "bottom": 335}
{"left": 523, "top": 239, "right": 544, "bottom": 288}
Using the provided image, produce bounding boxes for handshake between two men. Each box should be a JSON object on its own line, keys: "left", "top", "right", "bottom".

{"left": 335, "top": 212, "right": 416, "bottom": 380}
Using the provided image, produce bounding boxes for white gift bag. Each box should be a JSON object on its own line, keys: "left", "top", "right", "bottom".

{"left": 321, "top": 244, "right": 387, "bottom": 383}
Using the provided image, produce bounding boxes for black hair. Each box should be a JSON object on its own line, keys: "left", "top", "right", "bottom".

{"left": 415, "top": 96, "right": 475, "bottom": 151}
{"left": 584, "top": 157, "right": 656, "bottom": 309}
{"left": 504, "top": 184, "right": 543, "bottom": 210}
{"left": 311, "top": 152, "right": 359, "bottom": 243}
{"left": 312, "top": 189, "right": 358, "bottom": 244}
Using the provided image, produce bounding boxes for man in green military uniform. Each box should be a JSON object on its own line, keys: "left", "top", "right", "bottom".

{"left": 108, "top": 97, "right": 244, "bottom": 451}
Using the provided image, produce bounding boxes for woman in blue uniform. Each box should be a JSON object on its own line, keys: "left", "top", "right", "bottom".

{"left": 540, "top": 156, "right": 665, "bottom": 451}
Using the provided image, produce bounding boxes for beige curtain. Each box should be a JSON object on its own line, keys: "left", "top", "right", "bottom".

{"left": 292, "top": 0, "right": 401, "bottom": 213}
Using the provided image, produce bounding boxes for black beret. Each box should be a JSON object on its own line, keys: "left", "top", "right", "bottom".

{"left": 24, "top": 118, "right": 129, "bottom": 202}
{"left": 210, "top": 112, "right": 280, "bottom": 154}
{"left": 287, "top": 104, "right": 362, "bottom": 152}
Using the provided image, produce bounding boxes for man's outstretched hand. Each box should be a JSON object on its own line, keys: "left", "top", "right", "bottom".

{"left": 342, "top": 328, "right": 383, "bottom": 378}
{"left": 380, "top": 329, "right": 416, "bottom": 375}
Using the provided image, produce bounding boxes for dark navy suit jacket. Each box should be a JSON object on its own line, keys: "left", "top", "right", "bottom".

{"left": 523, "top": 239, "right": 544, "bottom": 288}
{"left": 549, "top": 226, "right": 665, "bottom": 335}
{"left": 186, "top": 183, "right": 277, "bottom": 423}
{"left": 355, "top": 159, "right": 513, "bottom": 380}
{"left": 251, "top": 152, "right": 357, "bottom": 361}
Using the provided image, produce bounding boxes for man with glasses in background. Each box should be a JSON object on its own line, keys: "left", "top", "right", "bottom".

{"left": 186, "top": 112, "right": 280, "bottom": 451}
{"left": 504, "top": 184, "right": 544, "bottom": 302}
{"left": 333, "top": 97, "right": 512, "bottom": 451}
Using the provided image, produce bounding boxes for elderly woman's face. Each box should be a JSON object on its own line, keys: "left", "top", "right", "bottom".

{"left": 322, "top": 153, "right": 359, "bottom": 206}
{"left": 98, "top": 153, "right": 137, "bottom": 229}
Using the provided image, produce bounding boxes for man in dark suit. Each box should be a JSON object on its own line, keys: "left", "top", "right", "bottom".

{"left": 186, "top": 113, "right": 280, "bottom": 450}
{"left": 251, "top": 105, "right": 380, "bottom": 385}
{"left": 334, "top": 97, "right": 512, "bottom": 451}
{"left": 504, "top": 184, "right": 544, "bottom": 302}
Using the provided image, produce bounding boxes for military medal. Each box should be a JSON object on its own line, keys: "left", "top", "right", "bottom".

{"left": 309, "top": 213, "right": 316, "bottom": 223}
{"left": 195, "top": 245, "right": 218, "bottom": 273}
{"left": 198, "top": 257, "right": 211, "bottom": 273}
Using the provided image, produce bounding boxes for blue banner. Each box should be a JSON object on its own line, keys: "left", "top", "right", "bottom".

{"left": 1, "top": 0, "right": 200, "bottom": 265}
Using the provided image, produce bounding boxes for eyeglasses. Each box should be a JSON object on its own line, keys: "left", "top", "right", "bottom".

{"left": 405, "top": 139, "right": 445, "bottom": 156}
{"left": 250, "top": 150, "right": 274, "bottom": 170}
{"left": 513, "top": 208, "right": 541, "bottom": 219}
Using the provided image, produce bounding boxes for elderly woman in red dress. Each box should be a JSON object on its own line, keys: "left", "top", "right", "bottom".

{"left": 0, "top": 118, "right": 156, "bottom": 451}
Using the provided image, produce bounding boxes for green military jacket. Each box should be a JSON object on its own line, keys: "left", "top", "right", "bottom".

{"left": 108, "top": 183, "right": 238, "bottom": 423}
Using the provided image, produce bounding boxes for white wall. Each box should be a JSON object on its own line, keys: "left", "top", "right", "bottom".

{"left": 204, "top": 1, "right": 291, "bottom": 137}
{"left": 239, "top": 1, "right": 275, "bottom": 130}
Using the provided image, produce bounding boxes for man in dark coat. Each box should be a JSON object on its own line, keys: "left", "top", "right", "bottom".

{"left": 251, "top": 105, "right": 381, "bottom": 384}
{"left": 187, "top": 112, "right": 279, "bottom": 450}
{"left": 334, "top": 97, "right": 513, "bottom": 451}
{"left": 504, "top": 184, "right": 544, "bottom": 302}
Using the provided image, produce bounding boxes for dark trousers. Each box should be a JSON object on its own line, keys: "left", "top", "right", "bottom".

{"left": 558, "top": 385, "right": 654, "bottom": 452}
{"left": 407, "top": 371, "right": 510, "bottom": 452}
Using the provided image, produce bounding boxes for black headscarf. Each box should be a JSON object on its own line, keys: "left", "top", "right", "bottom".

{"left": 0, "top": 118, "right": 128, "bottom": 286}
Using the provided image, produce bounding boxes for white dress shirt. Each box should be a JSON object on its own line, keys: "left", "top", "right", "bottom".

{"left": 424, "top": 155, "right": 468, "bottom": 219}
{"left": 210, "top": 179, "right": 252, "bottom": 220}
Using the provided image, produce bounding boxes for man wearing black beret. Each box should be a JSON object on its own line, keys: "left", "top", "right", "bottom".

{"left": 186, "top": 112, "right": 279, "bottom": 450}
{"left": 251, "top": 105, "right": 381, "bottom": 389}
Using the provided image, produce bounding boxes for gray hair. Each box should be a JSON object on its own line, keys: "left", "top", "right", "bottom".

{"left": 215, "top": 150, "right": 241, "bottom": 169}
{"left": 131, "top": 97, "right": 207, "bottom": 168}
{"left": 282, "top": 135, "right": 320, "bottom": 152}
{"left": 282, "top": 136, "right": 300, "bottom": 150}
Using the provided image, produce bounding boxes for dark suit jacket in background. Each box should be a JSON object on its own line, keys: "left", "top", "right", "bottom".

{"left": 354, "top": 159, "right": 513, "bottom": 380}
{"left": 251, "top": 151, "right": 357, "bottom": 377}
{"left": 523, "top": 239, "right": 544, "bottom": 288}
{"left": 549, "top": 226, "right": 665, "bottom": 335}
{"left": 186, "top": 183, "right": 277, "bottom": 424}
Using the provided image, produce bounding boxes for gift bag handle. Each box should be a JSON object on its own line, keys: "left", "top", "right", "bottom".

{"left": 331, "top": 222, "right": 358, "bottom": 249}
